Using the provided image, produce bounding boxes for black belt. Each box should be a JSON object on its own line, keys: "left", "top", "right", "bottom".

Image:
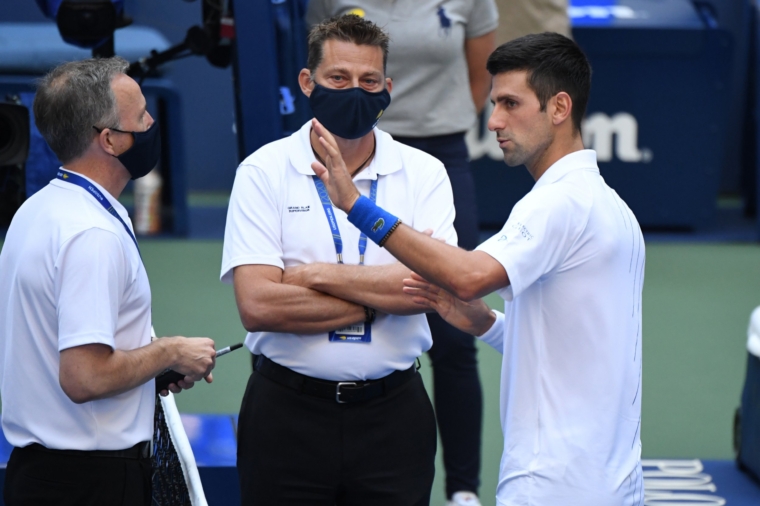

{"left": 253, "top": 355, "right": 417, "bottom": 404}
{"left": 24, "top": 441, "right": 151, "bottom": 460}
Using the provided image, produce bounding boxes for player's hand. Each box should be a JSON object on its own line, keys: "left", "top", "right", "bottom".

{"left": 159, "top": 372, "right": 213, "bottom": 397}
{"left": 403, "top": 273, "right": 495, "bottom": 336}
{"left": 168, "top": 337, "right": 216, "bottom": 382}
{"left": 310, "top": 118, "right": 362, "bottom": 213}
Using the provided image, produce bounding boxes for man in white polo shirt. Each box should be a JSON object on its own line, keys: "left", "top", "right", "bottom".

{"left": 309, "top": 32, "right": 645, "bottom": 505}
{"left": 0, "top": 57, "right": 216, "bottom": 505}
{"left": 222, "top": 15, "right": 455, "bottom": 506}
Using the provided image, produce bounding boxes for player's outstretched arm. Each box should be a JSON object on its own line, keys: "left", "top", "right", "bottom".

{"left": 234, "top": 264, "right": 366, "bottom": 334}
{"left": 311, "top": 118, "right": 509, "bottom": 301}
{"left": 59, "top": 336, "right": 216, "bottom": 404}
{"left": 403, "top": 273, "right": 496, "bottom": 336}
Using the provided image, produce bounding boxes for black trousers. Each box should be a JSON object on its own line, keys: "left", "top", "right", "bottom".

{"left": 394, "top": 132, "right": 484, "bottom": 498}
{"left": 237, "top": 368, "right": 437, "bottom": 505}
{"left": 4, "top": 444, "right": 152, "bottom": 506}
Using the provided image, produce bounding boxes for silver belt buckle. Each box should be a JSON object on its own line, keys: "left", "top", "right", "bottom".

{"left": 336, "top": 382, "right": 357, "bottom": 403}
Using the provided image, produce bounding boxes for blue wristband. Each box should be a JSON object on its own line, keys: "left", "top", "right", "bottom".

{"left": 347, "top": 196, "right": 401, "bottom": 246}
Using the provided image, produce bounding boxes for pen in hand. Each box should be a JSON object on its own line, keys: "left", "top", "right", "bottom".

{"left": 155, "top": 342, "right": 244, "bottom": 393}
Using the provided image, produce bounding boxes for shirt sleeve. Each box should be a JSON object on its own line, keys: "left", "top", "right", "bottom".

{"left": 476, "top": 187, "right": 584, "bottom": 301}
{"left": 305, "top": 0, "right": 332, "bottom": 26}
{"left": 221, "top": 163, "right": 284, "bottom": 284}
{"left": 477, "top": 310, "right": 504, "bottom": 352}
{"left": 410, "top": 161, "right": 458, "bottom": 247}
{"left": 466, "top": 0, "right": 499, "bottom": 38}
{"left": 55, "top": 228, "right": 126, "bottom": 352}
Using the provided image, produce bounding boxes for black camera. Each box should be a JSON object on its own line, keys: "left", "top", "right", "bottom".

{"left": 53, "top": 0, "right": 132, "bottom": 57}
{"left": 0, "top": 102, "right": 29, "bottom": 167}
{"left": 56, "top": 0, "right": 119, "bottom": 46}
{"left": 0, "top": 100, "right": 30, "bottom": 228}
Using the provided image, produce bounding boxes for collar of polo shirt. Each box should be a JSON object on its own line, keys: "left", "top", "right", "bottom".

{"left": 289, "top": 121, "right": 403, "bottom": 181}
{"left": 532, "top": 149, "right": 600, "bottom": 191}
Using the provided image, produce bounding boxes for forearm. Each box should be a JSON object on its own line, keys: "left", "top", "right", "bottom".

{"left": 238, "top": 281, "right": 365, "bottom": 334}
{"left": 469, "top": 75, "right": 491, "bottom": 115}
{"left": 383, "top": 225, "right": 503, "bottom": 301}
{"left": 60, "top": 335, "right": 217, "bottom": 403}
{"left": 466, "top": 31, "right": 496, "bottom": 114}
{"left": 304, "top": 262, "right": 427, "bottom": 316}
{"left": 60, "top": 339, "right": 175, "bottom": 403}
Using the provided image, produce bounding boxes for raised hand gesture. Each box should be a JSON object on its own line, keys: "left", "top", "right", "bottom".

{"left": 310, "top": 118, "right": 362, "bottom": 213}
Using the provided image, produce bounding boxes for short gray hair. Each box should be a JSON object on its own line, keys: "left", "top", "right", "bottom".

{"left": 34, "top": 57, "right": 130, "bottom": 164}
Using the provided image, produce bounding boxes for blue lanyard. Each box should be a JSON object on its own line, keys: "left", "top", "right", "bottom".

{"left": 56, "top": 169, "right": 141, "bottom": 257}
{"left": 312, "top": 176, "right": 377, "bottom": 265}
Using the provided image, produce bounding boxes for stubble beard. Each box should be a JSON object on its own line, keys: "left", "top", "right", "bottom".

{"left": 501, "top": 144, "right": 529, "bottom": 167}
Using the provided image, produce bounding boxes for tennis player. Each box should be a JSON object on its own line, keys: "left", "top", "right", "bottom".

{"left": 0, "top": 57, "right": 216, "bottom": 505}
{"left": 309, "top": 32, "right": 646, "bottom": 505}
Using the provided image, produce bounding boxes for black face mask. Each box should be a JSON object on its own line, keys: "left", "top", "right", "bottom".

{"left": 308, "top": 84, "right": 391, "bottom": 140}
{"left": 94, "top": 121, "right": 162, "bottom": 180}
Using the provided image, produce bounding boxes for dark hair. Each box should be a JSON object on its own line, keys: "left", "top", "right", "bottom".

{"left": 307, "top": 15, "right": 390, "bottom": 75}
{"left": 34, "top": 57, "right": 129, "bottom": 164}
{"left": 487, "top": 32, "right": 591, "bottom": 132}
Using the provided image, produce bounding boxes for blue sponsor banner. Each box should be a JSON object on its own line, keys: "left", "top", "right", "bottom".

{"left": 569, "top": 0, "right": 704, "bottom": 28}
{"left": 569, "top": 0, "right": 618, "bottom": 27}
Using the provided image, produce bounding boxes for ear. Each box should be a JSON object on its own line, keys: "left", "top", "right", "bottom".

{"left": 96, "top": 128, "right": 118, "bottom": 156}
{"left": 299, "top": 69, "right": 315, "bottom": 97}
{"left": 551, "top": 92, "right": 573, "bottom": 127}
{"left": 385, "top": 76, "right": 393, "bottom": 94}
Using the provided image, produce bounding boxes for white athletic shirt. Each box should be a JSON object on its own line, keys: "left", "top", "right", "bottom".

{"left": 0, "top": 170, "right": 154, "bottom": 451}
{"left": 221, "top": 121, "right": 457, "bottom": 380}
{"left": 476, "top": 150, "right": 645, "bottom": 505}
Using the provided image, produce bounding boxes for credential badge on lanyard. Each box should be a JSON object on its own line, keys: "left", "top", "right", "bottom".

{"left": 312, "top": 175, "right": 377, "bottom": 343}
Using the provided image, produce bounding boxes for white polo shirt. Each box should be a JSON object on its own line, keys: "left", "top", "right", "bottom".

{"left": 221, "top": 120, "right": 457, "bottom": 381}
{"left": 476, "top": 150, "right": 645, "bottom": 505}
{"left": 0, "top": 170, "right": 154, "bottom": 451}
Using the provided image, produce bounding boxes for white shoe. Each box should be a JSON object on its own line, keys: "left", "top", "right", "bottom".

{"left": 447, "top": 491, "right": 482, "bottom": 506}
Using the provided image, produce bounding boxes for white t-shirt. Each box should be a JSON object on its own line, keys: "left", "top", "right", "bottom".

{"left": 0, "top": 170, "right": 154, "bottom": 451}
{"left": 221, "top": 121, "right": 457, "bottom": 380}
{"left": 476, "top": 150, "right": 645, "bottom": 505}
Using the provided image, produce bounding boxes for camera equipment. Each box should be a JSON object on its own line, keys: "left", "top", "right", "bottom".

{"left": 0, "top": 98, "right": 29, "bottom": 228}
{"left": 36, "top": 0, "right": 232, "bottom": 64}
{"left": 128, "top": 1, "right": 233, "bottom": 80}
{"left": 129, "top": 25, "right": 213, "bottom": 79}
{"left": 36, "top": 0, "right": 131, "bottom": 57}
{"left": 0, "top": 102, "right": 29, "bottom": 167}
{"left": 56, "top": 0, "right": 132, "bottom": 56}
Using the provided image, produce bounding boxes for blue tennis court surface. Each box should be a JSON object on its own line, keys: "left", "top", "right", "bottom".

{"left": 178, "top": 413, "right": 238, "bottom": 467}
{"left": 0, "top": 414, "right": 758, "bottom": 505}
